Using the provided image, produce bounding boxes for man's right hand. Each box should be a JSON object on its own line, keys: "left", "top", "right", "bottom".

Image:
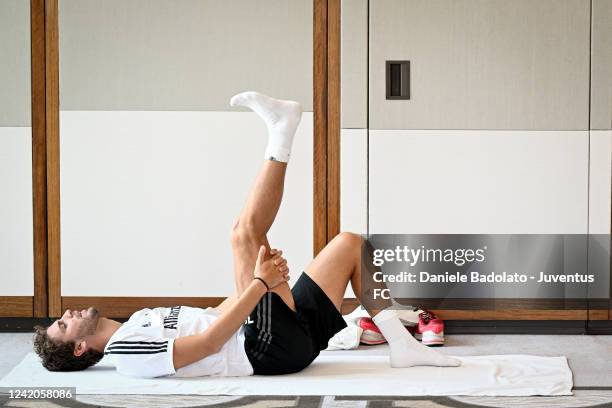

{"left": 254, "top": 246, "right": 289, "bottom": 289}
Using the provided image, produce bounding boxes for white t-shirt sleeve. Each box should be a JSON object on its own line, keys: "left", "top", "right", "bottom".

{"left": 105, "top": 336, "right": 176, "bottom": 378}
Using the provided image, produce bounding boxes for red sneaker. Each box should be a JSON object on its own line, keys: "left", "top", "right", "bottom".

{"left": 416, "top": 311, "right": 445, "bottom": 346}
{"left": 357, "top": 317, "right": 387, "bottom": 345}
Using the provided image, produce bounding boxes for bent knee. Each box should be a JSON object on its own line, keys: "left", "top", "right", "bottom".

{"left": 333, "top": 231, "right": 363, "bottom": 248}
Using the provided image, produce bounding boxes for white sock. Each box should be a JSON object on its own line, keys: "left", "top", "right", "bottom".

{"left": 373, "top": 309, "right": 461, "bottom": 368}
{"left": 230, "top": 91, "right": 302, "bottom": 162}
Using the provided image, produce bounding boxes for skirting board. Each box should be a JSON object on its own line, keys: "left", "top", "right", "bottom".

{"left": 0, "top": 297, "right": 33, "bottom": 317}
{"left": 62, "top": 296, "right": 609, "bottom": 321}
{"left": 2, "top": 318, "right": 612, "bottom": 334}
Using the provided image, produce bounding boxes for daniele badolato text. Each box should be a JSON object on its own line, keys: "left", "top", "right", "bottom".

{"left": 374, "top": 271, "right": 595, "bottom": 284}
{"left": 370, "top": 245, "right": 595, "bottom": 284}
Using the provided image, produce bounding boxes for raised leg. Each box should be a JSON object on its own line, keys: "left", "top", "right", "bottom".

{"left": 231, "top": 160, "right": 296, "bottom": 311}
{"left": 228, "top": 92, "right": 302, "bottom": 311}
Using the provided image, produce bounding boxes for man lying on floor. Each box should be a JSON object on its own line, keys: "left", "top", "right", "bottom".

{"left": 33, "top": 92, "right": 460, "bottom": 378}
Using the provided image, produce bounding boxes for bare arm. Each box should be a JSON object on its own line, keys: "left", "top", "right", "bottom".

{"left": 214, "top": 295, "right": 236, "bottom": 314}
{"left": 173, "top": 279, "right": 266, "bottom": 369}
{"left": 172, "top": 246, "right": 288, "bottom": 370}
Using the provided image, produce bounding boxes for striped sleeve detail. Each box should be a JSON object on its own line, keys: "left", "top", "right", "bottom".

{"left": 104, "top": 340, "right": 168, "bottom": 355}
{"left": 105, "top": 338, "right": 176, "bottom": 378}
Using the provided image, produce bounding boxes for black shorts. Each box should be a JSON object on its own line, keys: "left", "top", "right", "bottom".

{"left": 243, "top": 273, "right": 347, "bottom": 375}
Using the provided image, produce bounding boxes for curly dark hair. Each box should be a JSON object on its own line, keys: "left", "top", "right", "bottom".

{"left": 33, "top": 325, "right": 104, "bottom": 372}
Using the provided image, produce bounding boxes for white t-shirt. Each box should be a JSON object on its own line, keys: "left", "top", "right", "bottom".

{"left": 103, "top": 306, "right": 253, "bottom": 378}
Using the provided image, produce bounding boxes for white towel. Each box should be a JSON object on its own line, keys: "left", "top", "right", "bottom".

{"left": 0, "top": 352, "right": 572, "bottom": 396}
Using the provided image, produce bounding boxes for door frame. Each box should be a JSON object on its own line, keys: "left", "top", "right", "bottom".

{"left": 26, "top": 0, "right": 341, "bottom": 318}
{"left": 314, "top": 0, "right": 341, "bottom": 254}
{"left": 0, "top": 0, "right": 57, "bottom": 318}
{"left": 28, "top": 0, "right": 60, "bottom": 318}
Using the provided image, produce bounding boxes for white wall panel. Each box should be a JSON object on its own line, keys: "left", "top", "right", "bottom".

{"left": 340, "top": 129, "right": 368, "bottom": 299}
{"left": 60, "top": 111, "right": 312, "bottom": 296}
{"left": 589, "top": 131, "right": 612, "bottom": 233}
{"left": 340, "top": 129, "right": 368, "bottom": 235}
{"left": 369, "top": 130, "right": 589, "bottom": 234}
{"left": 0, "top": 127, "right": 34, "bottom": 295}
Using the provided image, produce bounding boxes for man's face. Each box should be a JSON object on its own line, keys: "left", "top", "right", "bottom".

{"left": 46, "top": 307, "right": 100, "bottom": 344}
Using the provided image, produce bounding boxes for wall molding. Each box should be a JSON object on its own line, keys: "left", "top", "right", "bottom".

{"left": 30, "top": 0, "right": 49, "bottom": 317}
{"left": 313, "top": 0, "right": 341, "bottom": 256}
{"left": 30, "top": 0, "right": 60, "bottom": 318}
{"left": 326, "top": 0, "right": 341, "bottom": 243}
{"left": 55, "top": 296, "right": 608, "bottom": 321}
{"left": 42, "top": 0, "right": 61, "bottom": 319}
{"left": 5, "top": 317, "right": 609, "bottom": 334}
